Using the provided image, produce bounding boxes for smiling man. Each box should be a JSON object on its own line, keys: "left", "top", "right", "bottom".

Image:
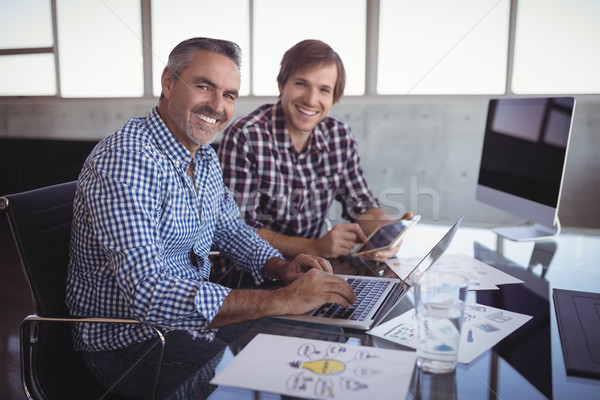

{"left": 67, "top": 37, "right": 355, "bottom": 399}
{"left": 219, "top": 39, "right": 412, "bottom": 261}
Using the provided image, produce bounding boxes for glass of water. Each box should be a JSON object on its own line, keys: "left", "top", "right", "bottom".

{"left": 414, "top": 271, "right": 469, "bottom": 374}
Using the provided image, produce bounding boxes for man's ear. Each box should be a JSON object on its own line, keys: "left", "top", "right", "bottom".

{"left": 161, "top": 68, "right": 175, "bottom": 99}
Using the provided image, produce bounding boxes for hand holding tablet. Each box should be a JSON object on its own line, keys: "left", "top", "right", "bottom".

{"left": 353, "top": 215, "right": 421, "bottom": 257}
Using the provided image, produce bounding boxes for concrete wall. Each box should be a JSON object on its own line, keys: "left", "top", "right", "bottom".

{"left": 1, "top": 96, "right": 599, "bottom": 229}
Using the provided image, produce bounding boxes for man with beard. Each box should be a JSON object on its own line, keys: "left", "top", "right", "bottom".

{"left": 67, "top": 37, "right": 356, "bottom": 399}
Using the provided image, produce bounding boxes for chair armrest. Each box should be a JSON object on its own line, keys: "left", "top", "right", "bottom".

{"left": 20, "top": 314, "right": 165, "bottom": 400}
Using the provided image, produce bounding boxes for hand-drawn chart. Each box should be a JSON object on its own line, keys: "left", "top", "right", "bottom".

{"left": 286, "top": 341, "right": 382, "bottom": 398}
{"left": 368, "top": 302, "right": 532, "bottom": 364}
{"left": 211, "top": 333, "right": 417, "bottom": 400}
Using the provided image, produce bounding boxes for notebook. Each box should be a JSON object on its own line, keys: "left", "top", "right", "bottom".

{"left": 280, "top": 216, "right": 464, "bottom": 330}
{"left": 553, "top": 288, "right": 600, "bottom": 379}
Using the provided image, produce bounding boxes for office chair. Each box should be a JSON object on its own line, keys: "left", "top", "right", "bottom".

{"left": 0, "top": 181, "right": 165, "bottom": 400}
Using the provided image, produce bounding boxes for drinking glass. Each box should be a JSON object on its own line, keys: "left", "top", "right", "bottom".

{"left": 414, "top": 271, "right": 468, "bottom": 374}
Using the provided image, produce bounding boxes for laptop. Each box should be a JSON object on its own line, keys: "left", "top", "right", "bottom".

{"left": 280, "top": 216, "right": 464, "bottom": 330}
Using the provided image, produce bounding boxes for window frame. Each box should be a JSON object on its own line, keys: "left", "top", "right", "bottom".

{"left": 0, "top": 0, "right": 598, "bottom": 99}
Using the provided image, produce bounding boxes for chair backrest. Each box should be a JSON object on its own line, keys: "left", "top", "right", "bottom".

{"left": 2, "top": 181, "right": 131, "bottom": 399}
{"left": 1, "top": 181, "right": 77, "bottom": 317}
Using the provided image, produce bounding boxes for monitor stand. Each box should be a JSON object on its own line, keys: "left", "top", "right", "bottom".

{"left": 493, "top": 219, "right": 561, "bottom": 242}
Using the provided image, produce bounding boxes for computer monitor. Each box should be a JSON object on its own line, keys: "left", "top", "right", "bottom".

{"left": 475, "top": 97, "right": 576, "bottom": 241}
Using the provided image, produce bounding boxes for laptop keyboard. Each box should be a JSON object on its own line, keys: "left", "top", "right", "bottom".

{"left": 311, "top": 277, "right": 391, "bottom": 321}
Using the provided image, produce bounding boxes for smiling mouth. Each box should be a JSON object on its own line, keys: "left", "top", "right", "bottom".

{"left": 297, "top": 106, "right": 318, "bottom": 117}
{"left": 195, "top": 113, "right": 218, "bottom": 124}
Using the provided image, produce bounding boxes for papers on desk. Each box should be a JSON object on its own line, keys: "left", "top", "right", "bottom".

{"left": 385, "top": 253, "right": 523, "bottom": 290}
{"left": 367, "top": 303, "right": 532, "bottom": 364}
{"left": 211, "top": 333, "right": 417, "bottom": 400}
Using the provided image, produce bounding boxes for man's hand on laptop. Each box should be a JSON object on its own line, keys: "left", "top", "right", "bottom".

{"left": 277, "top": 254, "right": 333, "bottom": 283}
{"left": 277, "top": 268, "right": 357, "bottom": 315}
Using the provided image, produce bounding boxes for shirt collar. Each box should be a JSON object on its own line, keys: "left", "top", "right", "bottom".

{"left": 271, "top": 100, "right": 329, "bottom": 154}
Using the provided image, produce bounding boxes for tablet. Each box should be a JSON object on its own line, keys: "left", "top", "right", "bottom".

{"left": 353, "top": 215, "right": 421, "bottom": 256}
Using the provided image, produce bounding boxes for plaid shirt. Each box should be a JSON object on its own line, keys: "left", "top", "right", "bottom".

{"left": 66, "top": 107, "right": 282, "bottom": 351}
{"left": 218, "top": 101, "right": 379, "bottom": 239}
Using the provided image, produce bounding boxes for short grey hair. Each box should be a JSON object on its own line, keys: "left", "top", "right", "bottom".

{"left": 159, "top": 37, "right": 242, "bottom": 100}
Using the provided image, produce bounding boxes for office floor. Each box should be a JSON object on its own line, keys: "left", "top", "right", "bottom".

{"left": 0, "top": 228, "right": 33, "bottom": 400}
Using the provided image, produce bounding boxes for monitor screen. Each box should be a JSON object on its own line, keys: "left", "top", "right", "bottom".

{"left": 476, "top": 97, "right": 575, "bottom": 240}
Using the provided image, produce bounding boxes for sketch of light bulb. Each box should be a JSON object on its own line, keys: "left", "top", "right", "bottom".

{"left": 289, "top": 359, "right": 346, "bottom": 375}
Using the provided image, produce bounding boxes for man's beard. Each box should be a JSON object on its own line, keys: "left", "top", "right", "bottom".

{"left": 187, "top": 105, "right": 227, "bottom": 145}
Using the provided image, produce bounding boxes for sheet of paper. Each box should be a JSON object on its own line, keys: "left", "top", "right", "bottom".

{"left": 385, "top": 253, "right": 523, "bottom": 290}
{"left": 367, "top": 302, "right": 532, "bottom": 364}
{"left": 211, "top": 333, "right": 417, "bottom": 400}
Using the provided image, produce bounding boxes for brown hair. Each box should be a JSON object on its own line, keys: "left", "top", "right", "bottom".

{"left": 276, "top": 40, "right": 346, "bottom": 104}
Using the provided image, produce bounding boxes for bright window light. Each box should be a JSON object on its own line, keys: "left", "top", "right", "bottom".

{"left": 378, "top": 0, "right": 509, "bottom": 95}
{"left": 57, "top": 0, "right": 143, "bottom": 97}
{"left": 0, "top": 54, "right": 56, "bottom": 96}
{"left": 512, "top": 0, "right": 600, "bottom": 94}
{"left": 253, "top": 0, "right": 365, "bottom": 96}
{"left": 0, "top": 0, "right": 53, "bottom": 49}
{"left": 151, "top": 0, "right": 249, "bottom": 97}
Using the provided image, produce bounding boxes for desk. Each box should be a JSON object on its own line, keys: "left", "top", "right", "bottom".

{"left": 179, "top": 223, "right": 600, "bottom": 399}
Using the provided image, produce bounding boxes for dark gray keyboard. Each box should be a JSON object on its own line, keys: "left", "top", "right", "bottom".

{"left": 312, "top": 277, "right": 390, "bottom": 321}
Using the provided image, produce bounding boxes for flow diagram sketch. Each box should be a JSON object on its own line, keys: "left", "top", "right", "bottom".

{"left": 211, "top": 333, "right": 417, "bottom": 400}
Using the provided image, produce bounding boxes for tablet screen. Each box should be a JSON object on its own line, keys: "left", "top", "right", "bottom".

{"left": 355, "top": 217, "right": 419, "bottom": 254}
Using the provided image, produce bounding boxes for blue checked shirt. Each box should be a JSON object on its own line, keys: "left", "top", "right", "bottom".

{"left": 66, "top": 107, "right": 282, "bottom": 352}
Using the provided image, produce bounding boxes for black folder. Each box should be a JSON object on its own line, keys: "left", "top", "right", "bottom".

{"left": 553, "top": 288, "right": 600, "bottom": 379}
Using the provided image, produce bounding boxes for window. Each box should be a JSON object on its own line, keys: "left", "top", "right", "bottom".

{"left": 0, "top": 54, "right": 56, "bottom": 96}
{"left": 151, "top": 0, "right": 250, "bottom": 97}
{"left": 378, "top": 0, "right": 510, "bottom": 95}
{"left": 0, "top": 0, "right": 53, "bottom": 49}
{"left": 253, "top": 0, "right": 365, "bottom": 96}
{"left": 0, "top": 0, "right": 55, "bottom": 96}
{"left": 57, "top": 0, "right": 143, "bottom": 97}
{"left": 512, "top": 0, "right": 600, "bottom": 94}
{"left": 0, "top": 0, "right": 599, "bottom": 98}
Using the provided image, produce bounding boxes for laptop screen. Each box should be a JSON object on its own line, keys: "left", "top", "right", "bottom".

{"left": 405, "top": 216, "right": 464, "bottom": 283}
